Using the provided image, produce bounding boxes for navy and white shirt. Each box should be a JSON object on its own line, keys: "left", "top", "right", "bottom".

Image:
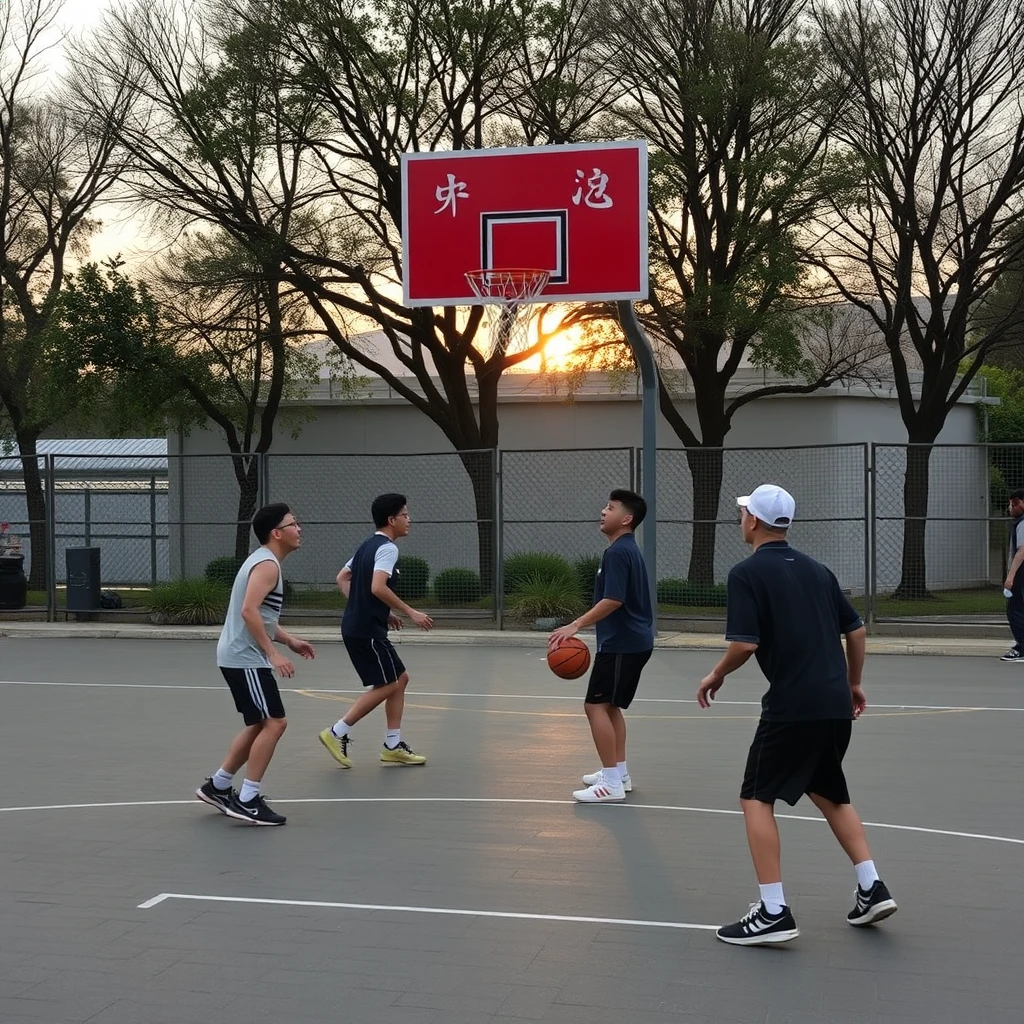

{"left": 1009, "top": 515, "right": 1024, "bottom": 581}
{"left": 342, "top": 532, "right": 399, "bottom": 639}
{"left": 593, "top": 533, "right": 655, "bottom": 654}
{"left": 725, "top": 541, "right": 863, "bottom": 722}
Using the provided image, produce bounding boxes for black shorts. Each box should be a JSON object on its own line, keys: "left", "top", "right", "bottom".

{"left": 584, "top": 650, "right": 652, "bottom": 709}
{"left": 741, "top": 718, "right": 852, "bottom": 806}
{"left": 343, "top": 635, "right": 407, "bottom": 688}
{"left": 220, "top": 667, "right": 286, "bottom": 725}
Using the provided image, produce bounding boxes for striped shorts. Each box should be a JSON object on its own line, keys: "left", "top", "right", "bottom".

{"left": 219, "top": 666, "right": 286, "bottom": 724}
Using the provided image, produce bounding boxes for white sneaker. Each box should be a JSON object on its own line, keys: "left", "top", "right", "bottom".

{"left": 573, "top": 780, "right": 626, "bottom": 803}
{"left": 582, "top": 770, "right": 632, "bottom": 792}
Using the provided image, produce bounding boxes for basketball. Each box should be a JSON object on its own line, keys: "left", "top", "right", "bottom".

{"left": 547, "top": 637, "right": 591, "bottom": 680}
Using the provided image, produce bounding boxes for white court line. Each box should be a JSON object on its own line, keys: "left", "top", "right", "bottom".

{"left": 136, "top": 891, "right": 719, "bottom": 930}
{"left": 1, "top": 679, "right": 1022, "bottom": 713}
{"left": 2, "top": 795, "right": 1021, "bottom": 846}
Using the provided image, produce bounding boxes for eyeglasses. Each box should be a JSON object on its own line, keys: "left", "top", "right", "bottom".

{"left": 277, "top": 520, "right": 301, "bottom": 530}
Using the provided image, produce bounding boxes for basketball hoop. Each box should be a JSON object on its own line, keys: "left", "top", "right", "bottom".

{"left": 465, "top": 268, "right": 551, "bottom": 360}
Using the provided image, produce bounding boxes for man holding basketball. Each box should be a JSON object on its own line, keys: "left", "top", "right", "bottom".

{"left": 698, "top": 484, "right": 897, "bottom": 945}
{"left": 550, "top": 489, "right": 654, "bottom": 803}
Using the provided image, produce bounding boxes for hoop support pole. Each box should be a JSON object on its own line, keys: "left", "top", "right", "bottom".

{"left": 617, "top": 300, "right": 659, "bottom": 635}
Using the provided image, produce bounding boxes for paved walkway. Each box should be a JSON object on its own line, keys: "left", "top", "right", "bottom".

{"left": 0, "top": 620, "right": 1013, "bottom": 657}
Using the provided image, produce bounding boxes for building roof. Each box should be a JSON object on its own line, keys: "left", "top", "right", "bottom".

{"left": 0, "top": 438, "right": 167, "bottom": 475}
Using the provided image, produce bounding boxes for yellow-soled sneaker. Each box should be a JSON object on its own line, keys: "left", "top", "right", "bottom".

{"left": 318, "top": 728, "right": 352, "bottom": 768}
{"left": 380, "top": 741, "right": 426, "bottom": 765}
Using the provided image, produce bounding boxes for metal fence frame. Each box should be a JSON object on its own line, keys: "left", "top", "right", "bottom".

{"left": 4, "top": 443, "right": 1022, "bottom": 628}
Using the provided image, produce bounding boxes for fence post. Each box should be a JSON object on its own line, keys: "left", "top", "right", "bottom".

{"left": 83, "top": 488, "right": 92, "bottom": 548}
{"left": 45, "top": 454, "right": 57, "bottom": 623}
{"left": 494, "top": 449, "right": 504, "bottom": 630}
{"left": 149, "top": 475, "right": 158, "bottom": 586}
{"left": 629, "top": 447, "right": 637, "bottom": 493}
{"left": 259, "top": 452, "right": 271, "bottom": 507}
{"left": 863, "top": 443, "right": 874, "bottom": 632}
{"left": 868, "top": 443, "right": 878, "bottom": 631}
{"left": 178, "top": 453, "right": 186, "bottom": 580}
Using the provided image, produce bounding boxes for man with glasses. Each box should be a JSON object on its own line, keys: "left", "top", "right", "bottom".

{"left": 319, "top": 492, "right": 433, "bottom": 768}
{"left": 196, "top": 503, "right": 315, "bottom": 826}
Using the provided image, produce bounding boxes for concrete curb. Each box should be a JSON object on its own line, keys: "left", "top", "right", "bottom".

{"left": 0, "top": 622, "right": 1013, "bottom": 658}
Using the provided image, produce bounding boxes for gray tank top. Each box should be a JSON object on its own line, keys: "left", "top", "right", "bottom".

{"left": 216, "top": 548, "right": 283, "bottom": 668}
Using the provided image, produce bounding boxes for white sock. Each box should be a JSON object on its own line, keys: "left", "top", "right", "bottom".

{"left": 617, "top": 760, "right": 629, "bottom": 779}
{"left": 385, "top": 729, "right": 401, "bottom": 749}
{"left": 855, "top": 860, "right": 879, "bottom": 891}
{"left": 239, "top": 779, "right": 261, "bottom": 803}
{"left": 332, "top": 719, "right": 351, "bottom": 738}
{"left": 759, "top": 882, "right": 786, "bottom": 915}
{"left": 212, "top": 768, "right": 234, "bottom": 790}
{"left": 601, "top": 765, "right": 621, "bottom": 786}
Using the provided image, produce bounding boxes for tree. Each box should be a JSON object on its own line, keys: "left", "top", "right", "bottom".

{"left": 598, "top": 0, "right": 871, "bottom": 586}
{"left": 0, "top": 0, "right": 130, "bottom": 587}
{"left": 75, "top": 0, "right": 605, "bottom": 592}
{"left": 816, "top": 0, "right": 1024, "bottom": 598}
{"left": 145, "top": 232, "right": 326, "bottom": 561}
{"left": 979, "top": 225, "right": 1024, "bottom": 371}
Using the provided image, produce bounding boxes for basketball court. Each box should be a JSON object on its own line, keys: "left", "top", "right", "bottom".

{"left": 1, "top": 636, "right": 1020, "bottom": 1023}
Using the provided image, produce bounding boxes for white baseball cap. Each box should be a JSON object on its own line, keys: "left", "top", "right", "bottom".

{"left": 737, "top": 484, "right": 796, "bottom": 528}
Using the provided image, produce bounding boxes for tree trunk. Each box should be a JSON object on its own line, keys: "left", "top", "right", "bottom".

{"left": 232, "top": 454, "right": 260, "bottom": 562}
{"left": 893, "top": 442, "right": 934, "bottom": 600}
{"left": 15, "top": 430, "right": 47, "bottom": 591}
{"left": 458, "top": 447, "right": 496, "bottom": 596}
{"left": 685, "top": 445, "right": 725, "bottom": 587}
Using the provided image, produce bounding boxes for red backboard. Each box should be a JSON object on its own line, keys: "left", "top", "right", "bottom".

{"left": 401, "top": 141, "right": 648, "bottom": 307}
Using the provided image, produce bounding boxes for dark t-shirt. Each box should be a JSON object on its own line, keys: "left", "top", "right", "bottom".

{"left": 341, "top": 533, "right": 396, "bottom": 640}
{"left": 594, "top": 533, "right": 655, "bottom": 654}
{"left": 725, "top": 541, "right": 863, "bottom": 722}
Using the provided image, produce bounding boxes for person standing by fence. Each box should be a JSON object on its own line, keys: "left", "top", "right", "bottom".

{"left": 1001, "top": 489, "right": 1024, "bottom": 662}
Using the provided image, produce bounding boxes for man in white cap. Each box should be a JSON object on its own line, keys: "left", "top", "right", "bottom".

{"left": 697, "top": 483, "right": 897, "bottom": 946}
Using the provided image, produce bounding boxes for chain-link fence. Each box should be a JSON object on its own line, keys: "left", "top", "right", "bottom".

{"left": 2, "top": 443, "right": 1022, "bottom": 627}
{"left": 871, "top": 443, "right": 1018, "bottom": 623}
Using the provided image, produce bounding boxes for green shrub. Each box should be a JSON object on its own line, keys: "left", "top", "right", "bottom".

{"left": 205, "top": 555, "right": 243, "bottom": 586}
{"left": 572, "top": 554, "right": 602, "bottom": 599}
{"left": 508, "top": 572, "right": 584, "bottom": 621}
{"left": 503, "top": 551, "right": 574, "bottom": 594}
{"left": 433, "top": 567, "right": 482, "bottom": 606}
{"left": 392, "top": 555, "right": 430, "bottom": 601}
{"left": 150, "top": 578, "right": 230, "bottom": 624}
{"left": 657, "top": 578, "right": 728, "bottom": 607}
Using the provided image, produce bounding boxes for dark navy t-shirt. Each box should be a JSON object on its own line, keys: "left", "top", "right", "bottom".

{"left": 594, "top": 533, "right": 655, "bottom": 654}
{"left": 725, "top": 541, "right": 863, "bottom": 722}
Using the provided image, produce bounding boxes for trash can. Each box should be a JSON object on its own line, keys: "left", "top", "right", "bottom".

{"left": 66, "top": 547, "right": 102, "bottom": 611}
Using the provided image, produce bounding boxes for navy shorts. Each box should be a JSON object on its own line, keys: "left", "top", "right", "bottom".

{"left": 220, "top": 666, "right": 286, "bottom": 725}
{"left": 741, "top": 718, "right": 852, "bottom": 806}
{"left": 343, "top": 635, "right": 406, "bottom": 688}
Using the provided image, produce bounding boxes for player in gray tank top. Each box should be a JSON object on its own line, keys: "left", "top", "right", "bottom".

{"left": 195, "top": 503, "right": 315, "bottom": 827}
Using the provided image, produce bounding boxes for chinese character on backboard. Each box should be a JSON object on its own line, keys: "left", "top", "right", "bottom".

{"left": 435, "top": 173, "right": 469, "bottom": 216}
{"left": 572, "top": 168, "right": 613, "bottom": 209}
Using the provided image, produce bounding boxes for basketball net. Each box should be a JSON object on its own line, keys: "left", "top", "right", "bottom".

{"left": 465, "top": 269, "right": 551, "bottom": 360}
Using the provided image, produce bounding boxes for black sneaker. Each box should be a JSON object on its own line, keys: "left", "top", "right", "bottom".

{"left": 1001, "top": 647, "right": 1023, "bottom": 662}
{"left": 225, "top": 793, "right": 287, "bottom": 826}
{"left": 847, "top": 880, "right": 897, "bottom": 926}
{"left": 195, "top": 778, "right": 235, "bottom": 814}
{"left": 716, "top": 901, "right": 799, "bottom": 946}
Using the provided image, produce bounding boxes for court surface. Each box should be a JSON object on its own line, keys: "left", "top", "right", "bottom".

{"left": 1, "top": 637, "right": 1021, "bottom": 1024}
